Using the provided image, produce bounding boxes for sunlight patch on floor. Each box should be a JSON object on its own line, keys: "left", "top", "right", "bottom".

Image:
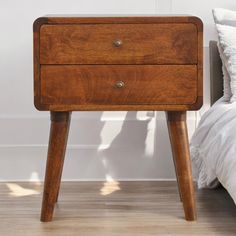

{"left": 100, "top": 175, "right": 120, "bottom": 196}
{"left": 6, "top": 183, "right": 40, "bottom": 197}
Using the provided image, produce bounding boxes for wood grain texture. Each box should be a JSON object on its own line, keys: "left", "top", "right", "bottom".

{"left": 33, "top": 16, "right": 204, "bottom": 222}
{"left": 33, "top": 15, "right": 203, "bottom": 112}
{"left": 40, "top": 23, "right": 197, "bottom": 65}
{"left": 33, "top": 15, "right": 203, "bottom": 26}
{"left": 1, "top": 181, "right": 236, "bottom": 236}
{"left": 40, "top": 65, "right": 197, "bottom": 106}
{"left": 166, "top": 111, "right": 196, "bottom": 221}
{"left": 35, "top": 103, "right": 203, "bottom": 112}
{"left": 41, "top": 112, "right": 71, "bottom": 222}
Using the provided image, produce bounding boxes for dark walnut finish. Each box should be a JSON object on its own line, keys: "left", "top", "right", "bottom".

{"left": 33, "top": 15, "right": 203, "bottom": 222}
{"left": 40, "top": 23, "right": 197, "bottom": 65}
{"left": 166, "top": 111, "right": 196, "bottom": 220}
{"left": 41, "top": 65, "right": 197, "bottom": 106}
{"left": 41, "top": 112, "right": 71, "bottom": 222}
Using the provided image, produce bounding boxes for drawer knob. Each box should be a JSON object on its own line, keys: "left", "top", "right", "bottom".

{"left": 115, "top": 81, "right": 125, "bottom": 88}
{"left": 113, "top": 39, "right": 122, "bottom": 47}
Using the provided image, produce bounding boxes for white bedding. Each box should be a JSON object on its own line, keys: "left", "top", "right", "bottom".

{"left": 190, "top": 97, "right": 236, "bottom": 203}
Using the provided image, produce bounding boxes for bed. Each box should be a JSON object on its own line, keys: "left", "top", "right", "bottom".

{"left": 190, "top": 40, "right": 236, "bottom": 204}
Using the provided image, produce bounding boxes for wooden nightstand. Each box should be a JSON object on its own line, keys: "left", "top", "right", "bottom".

{"left": 33, "top": 15, "right": 203, "bottom": 222}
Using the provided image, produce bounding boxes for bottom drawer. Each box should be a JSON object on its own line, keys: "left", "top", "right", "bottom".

{"left": 40, "top": 65, "right": 197, "bottom": 106}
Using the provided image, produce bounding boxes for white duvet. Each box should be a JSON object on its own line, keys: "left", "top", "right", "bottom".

{"left": 190, "top": 97, "right": 236, "bottom": 203}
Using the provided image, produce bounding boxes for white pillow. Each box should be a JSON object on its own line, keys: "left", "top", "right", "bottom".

{"left": 216, "top": 24, "right": 236, "bottom": 102}
{"left": 213, "top": 8, "right": 236, "bottom": 102}
{"left": 213, "top": 8, "right": 236, "bottom": 26}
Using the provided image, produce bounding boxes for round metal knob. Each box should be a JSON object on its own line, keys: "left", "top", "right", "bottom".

{"left": 115, "top": 81, "right": 125, "bottom": 88}
{"left": 113, "top": 39, "right": 122, "bottom": 47}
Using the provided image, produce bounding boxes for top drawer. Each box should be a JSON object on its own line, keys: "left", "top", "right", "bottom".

{"left": 39, "top": 23, "right": 198, "bottom": 65}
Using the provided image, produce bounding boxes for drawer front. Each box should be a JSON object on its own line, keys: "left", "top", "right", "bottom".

{"left": 40, "top": 65, "right": 197, "bottom": 105}
{"left": 40, "top": 24, "right": 198, "bottom": 65}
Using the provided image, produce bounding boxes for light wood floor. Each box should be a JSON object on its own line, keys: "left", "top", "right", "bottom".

{"left": 0, "top": 181, "right": 236, "bottom": 236}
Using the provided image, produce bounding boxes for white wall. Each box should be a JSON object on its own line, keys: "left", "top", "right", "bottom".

{"left": 0, "top": 0, "right": 235, "bottom": 181}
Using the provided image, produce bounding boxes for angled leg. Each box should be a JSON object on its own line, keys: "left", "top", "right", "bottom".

{"left": 41, "top": 111, "right": 71, "bottom": 222}
{"left": 55, "top": 170, "right": 63, "bottom": 203}
{"left": 166, "top": 111, "right": 197, "bottom": 221}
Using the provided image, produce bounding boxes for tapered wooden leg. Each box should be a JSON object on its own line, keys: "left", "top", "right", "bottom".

{"left": 55, "top": 170, "right": 63, "bottom": 203}
{"left": 41, "top": 111, "right": 71, "bottom": 222}
{"left": 166, "top": 111, "right": 197, "bottom": 221}
{"left": 171, "top": 150, "right": 183, "bottom": 202}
